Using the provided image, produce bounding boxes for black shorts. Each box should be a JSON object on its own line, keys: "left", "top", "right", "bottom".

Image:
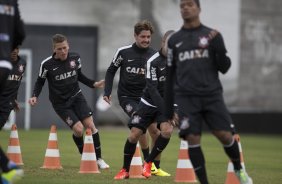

{"left": 118, "top": 96, "right": 140, "bottom": 117}
{"left": 176, "top": 93, "right": 234, "bottom": 138}
{"left": 0, "top": 101, "right": 14, "bottom": 129}
{"left": 128, "top": 101, "right": 167, "bottom": 134}
{"left": 53, "top": 93, "right": 93, "bottom": 128}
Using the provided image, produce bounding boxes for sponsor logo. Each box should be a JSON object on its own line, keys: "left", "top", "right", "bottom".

{"left": 151, "top": 67, "right": 157, "bottom": 81}
{"left": 7, "top": 74, "right": 22, "bottom": 81}
{"left": 53, "top": 67, "right": 59, "bottom": 71}
{"left": 178, "top": 49, "right": 209, "bottom": 62}
{"left": 126, "top": 67, "right": 145, "bottom": 74}
{"left": 160, "top": 67, "right": 165, "bottom": 71}
{"left": 128, "top": 59, "right": 134, "bottom": 62}
{"left": 159, "top": 76, "right": 166, "bottom": 82}
{"left": 175, "top": 41, "right": 183, "bottom": 48}
{"left": 113, "top": 55, "right": 123, "bottom": 67}
{"left": 55, "top": 70, "right": 77, "bottom": 80}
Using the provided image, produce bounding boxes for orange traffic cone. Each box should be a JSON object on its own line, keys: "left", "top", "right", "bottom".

{"left": 7, "top": 124, "right": 23, "bottom": 165}
{"left": 129, "top": 142, "right": 145, "bottom": 178}
{"left": 79, "top": 128, "right": 100, "bottom": 173}
{"left": 174, "top": 139, "right": 197, "bottom": 183}
{"left": 225, "top": 134, "right": 246, "bottom": 184}
{"left": 41, "top": 125, "right": 62, "bottom": 169}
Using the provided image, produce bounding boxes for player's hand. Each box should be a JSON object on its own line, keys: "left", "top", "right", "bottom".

{"left": 168, "top": 119, "right": 177, "bottom": 127}
{"left": 172, "top": 113, "right": 179, "bottom": 126}
{"left": 103, "top": 95, "right": 111, "bottom": 105}
{"left": 14, "top": 100, "right": 20, "bottom": 112}
{"left": 94, "top": 79, "right": 105, "bottom": 88}
{"left": 28, "top": 97, "right": 38, "bottom": 106}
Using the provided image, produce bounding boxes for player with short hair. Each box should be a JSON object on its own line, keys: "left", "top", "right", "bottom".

{"left": 104, "top": 20, "right": 170, "bottom": 177}
{"left": 114, "top": 30, "right": 176, "bottom": 180}
{"left": 28, "top": 34, "right": 109, "bottom": 169}
{"left": 164, "top": 0, "right": 252, "bottom": 184}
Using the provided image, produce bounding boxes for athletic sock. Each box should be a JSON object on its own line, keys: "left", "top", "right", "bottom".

{"left": 145, "top": 134, "right": 170, "bottom": 163}
{"left": 123, "top": 139, "right": 137, "bottom": 172}
{"left": 92, "top": 132, "right": 101, "bottom": 159}
{"left": 142, "top": 147, "right": 150, "bottom": 160}
{"left": 223, "top": 138, "right": 242, "bottom": 171}
{"left": 153, "top": 160, "right": 160, "bottom": 169}
{"left": 189, "top": 145, "right": 209, "bottom": 184}
{"left": 72, "top": 134, "right": 84, "bottom": 154}
{"left": 0, "top": 147, "right": 10, "bottom": 172}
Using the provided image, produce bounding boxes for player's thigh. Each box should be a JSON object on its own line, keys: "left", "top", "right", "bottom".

{"left": 119, "top": 97, "right": 139, "bottom": 117}
{"left": 203, "top": 94, "right": 233, "bottom": 132}
{"left": 72, "top": 94, "right": 93, "bottom": 121}
{"left": 128, "top": 102, "right": 156, "bottom": 134}
{"left": 176, "top": 95, "right": 203, "bottom": 138}
{"left": 53, "top": 105, "right": 80, "bottom": 129}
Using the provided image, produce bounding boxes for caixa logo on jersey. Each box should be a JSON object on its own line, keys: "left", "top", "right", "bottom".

{"left": 126, "top": 67, "right": 145, "bottom": 75}
{"left": 70, "top": 60, "right": 76, "bottom": 68}
{"left": 178, "top": 49, "right": 209, "bottom": 62}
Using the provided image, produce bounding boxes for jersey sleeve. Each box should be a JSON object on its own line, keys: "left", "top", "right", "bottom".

{"left": 146, "top": 59, "right": 165, "bottom": 112}
{"left": 32, "top": 62, "right": 47, "bottom": 97}
{"left": 104, "top": 50, "right": 123, "bottom": 97}
{"left": 77, "top": 68, "right": 95, "bottom": 88}
{"left": 76, "top": 55, "right": 95, "bottom": 88}
{"left": 164, "top": 40, "right": 176, "bottom": 119}
{"left": 209, "top": 32, "right": 231, "bottom": 74}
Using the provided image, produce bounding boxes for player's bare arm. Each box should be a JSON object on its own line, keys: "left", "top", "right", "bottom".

{"left": 94, "top": 79, "right": 105, "bottom": 88}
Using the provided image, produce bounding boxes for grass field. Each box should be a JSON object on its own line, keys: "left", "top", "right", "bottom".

{"left": 1, "top": 127, "right": 282, "bottom": 184}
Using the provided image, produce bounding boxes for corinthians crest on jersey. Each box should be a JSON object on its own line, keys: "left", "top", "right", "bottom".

{"left": 198, "top": 36, "right": 209, "bottom": 48}
{"left": 70, "top": 60, "right": 76, "bottom": 68}
{"left": 18, "top": 64, "right": 25, "bottom": 73}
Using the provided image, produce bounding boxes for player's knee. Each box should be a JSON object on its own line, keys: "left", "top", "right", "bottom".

{"left": 128, "top": 128, "right": 142, "bottom": 143}
{"left": 72, "top": 122, "right": 84, "bottom": 137}
{"left": 213, "top": 130, "right": 233, "bottom": 145}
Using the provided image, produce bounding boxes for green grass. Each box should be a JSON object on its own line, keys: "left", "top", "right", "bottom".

{"left": 1, "top": 127, "right": 282, "bottom": 184}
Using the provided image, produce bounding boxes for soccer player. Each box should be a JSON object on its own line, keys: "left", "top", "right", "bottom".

{"left": 114, "top": 30, "right": 176, "bottom": 180}
{"left": 28, "top": 34, "right": 109, "bottom": 169}
{"left": 164, "top": 0, "right": 252, "bottom": 184}
{"left": 0, "top": 47, "right": 26, "bottom": 130}
{"left": 103, "top": 20, "right": 169, "bottom": 176}
{"left": 0, "top": 0, "right": 25, "bottom": 183}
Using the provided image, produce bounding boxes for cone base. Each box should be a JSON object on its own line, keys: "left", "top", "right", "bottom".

{"left": 174, "top": 168, "right": 197, "bottom": 183}
{"left": 129, "top": 175, "right": 146, "bottom": 179}
{"left": 225, "top": 172, "right": 240, "bottom": 184}
{"left": 79, "top": 171, "right": 100, "bottom": 174}
{"left": 40, "top": 166, "right": 63, "bottom": 169}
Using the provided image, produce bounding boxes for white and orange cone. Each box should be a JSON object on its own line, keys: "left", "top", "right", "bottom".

{"left": 41, "top": 125, "right": 62, "bottom": 169}
{"left": 7, "top": 124, "right": 23, "bottom": 165}
{"left": 129, "top": 142, "right": 145, "bottom": 178}
{"left": 174, "top": 139, "right": 197, "bottom": 183}
{"left": 79, "top": 128, "right": 100, "bottom": 173}
{"left": 225, "top": 134, "right": 246, "bottom": 184}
